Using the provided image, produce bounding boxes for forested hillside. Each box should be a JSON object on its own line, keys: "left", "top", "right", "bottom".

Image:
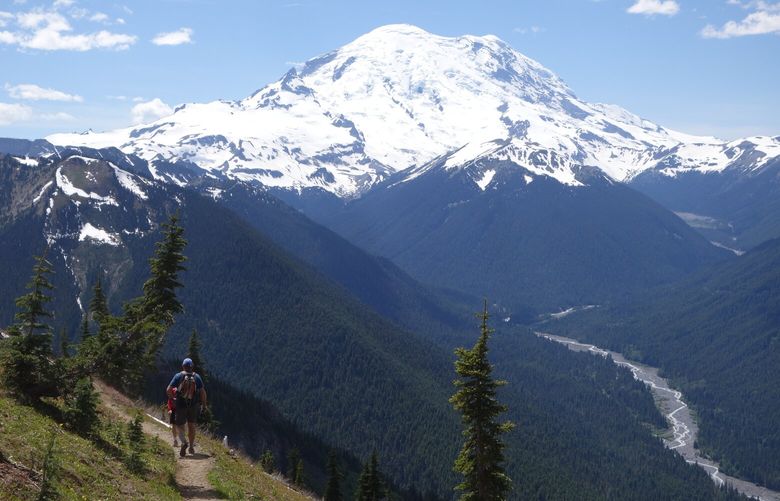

{"left": 315, "top": 165, "right": 729, "bottom": 313}
{"left": 547, "top": 237, "right": 780, "bottom": 490}
{"left": 0, "top": 152, "right": 747, "bottom": 499}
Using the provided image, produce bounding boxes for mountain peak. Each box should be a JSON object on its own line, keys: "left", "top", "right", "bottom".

{"left": 47, "top": 26, "right": 777, "bottom": 197}
{"left": 361, "top": 23, "right": 432, "bottom": 36}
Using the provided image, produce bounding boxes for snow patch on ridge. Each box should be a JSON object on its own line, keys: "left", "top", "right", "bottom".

{"left": 13, "top": 156, "right": 39, "bottom": 167}
{"left": 112, "top": 164, "right": 149, "bottom": 200}
{"left": 79, "top": 223, "right": 121, "bottom": 246}
{"left": 33, "top": 181, "right": 54, "bottom": 204}
{"left": 475, "top": 169, "right": 496, "bottom": 190}
{"left": 56, "top": 167, "right": 119, "bottom": 206}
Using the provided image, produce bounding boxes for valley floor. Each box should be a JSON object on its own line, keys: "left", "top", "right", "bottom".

{"left": 537, "top": 332, "right": 780, "bottom": 501}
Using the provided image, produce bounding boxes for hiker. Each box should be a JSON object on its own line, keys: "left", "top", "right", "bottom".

{"left": 167, "top": 387, "right": 179, "bottom": 447}
{"left": 167, "top": 358, "right": 207, "bottom": 457}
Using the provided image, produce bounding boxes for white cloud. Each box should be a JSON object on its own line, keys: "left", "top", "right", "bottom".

{"left": 0, "top": 7, "right": 137, "bottom": 51}
{"left": 627, "top": 0, "right": 680, "bottom": 16}
{"left": 152, "top": 27, "right": 193, "bottom": 46}
{"left": 702, "top": 2, "right": 780, "bottom": 37}
{"left": 514, "top": 25, "right": 545, "bottom": 35}
{"left": 39, "top": 111, "right": 74, "bottom": 121}
{"left": 88, "top": 12, "right": 108, "bottom": 23}
{"left": 131, "top": 98, "right": 173, "bottom": 124}
{"left": 0, "top": 11, "right": 13, "bottom": 27}
{"left": 53, "top": 0, "right": 75, "bottom": 7}
{"left": 0, "top": 102, "right": 33, "bottom": 125}
{"left": 69, "top": 7, "right": 88, "bottom": 19}
{"left": 0, "top": 31, "right": 17, "bottom": 44}
{"left": 6, "top": 83, "right": 83, "bottom": 102}
{"left": 0, "top": 98, "right": 75, "bottom": 126}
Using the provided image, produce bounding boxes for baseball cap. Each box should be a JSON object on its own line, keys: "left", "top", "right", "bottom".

{"left": 182, "top": 358, "right": 193, "bottom": 367}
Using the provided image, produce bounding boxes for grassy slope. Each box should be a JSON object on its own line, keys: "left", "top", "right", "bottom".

{"left": 0, "top": 393, "right": 179, "bottom": 500}
{"left": 0, "top": 387, "right": 315, "bottom": 501}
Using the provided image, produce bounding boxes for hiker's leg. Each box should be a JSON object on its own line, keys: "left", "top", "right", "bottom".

{"left": 178, "top": 426, "right": 187, "bottom": 444}
{"left": 175, "top": 410, "right": 187, "bottom": 444}
{"left": 187, "top": 421, "right": 196, "bottom": 446}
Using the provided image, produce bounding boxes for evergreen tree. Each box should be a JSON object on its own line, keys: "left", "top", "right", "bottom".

{"left": 287, "top": 448, "right": 301, "bottom": 480}
{"left": 356, "top": 451, "right": 385, "bottom": 501}
{"left": 63, "top": 377, "right": 99, "bottom": 436}
{"left": 79, "top": 315, "right": 90, "bottom": 341}
{"left": 59, "top": 328, "right": 69, "bottom": 358}
{"left": 89, "top": 279, "right": 109, "bottom": 324}
{"left": 449, "top": 300, "right": 514, "bottom": 501}
{"left": 187, "top": 329, "right": 206, "bottom": 383}
{"left": 0, "top": 252, "right": 60, "bottom": 402}
{"left": 117, "top": 215, "right": 187, "bottom": 393}
{"left": 126, "top": 411, "right": 145, "bottom": 473}
{"left": 127, "top": 411, "right": 144, "bottom": 446}
{"left": 15, "top": 252, "right": 54, "bottom": 337}
{"left": 139, "top": 214, "right": 187, "bottom": 326}
{"left": 294, "top": 459, "right": 306, "bottom": 487}
{"left": 324, "top": 450, "right": 343, "bottom": 501}
{"left": 260, "top": 450, "right": 276, "bottom": 473}
{"left": 37, "top": 429, "right": 60, "bottom": 501}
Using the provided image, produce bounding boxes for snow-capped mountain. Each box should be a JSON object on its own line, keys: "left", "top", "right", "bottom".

{"left": 46, "top": 24, "right": 780, "bottom": 198}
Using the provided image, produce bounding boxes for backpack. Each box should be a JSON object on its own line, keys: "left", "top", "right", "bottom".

{"left": 177, "top": 371, "right": 198, "bottom": 401}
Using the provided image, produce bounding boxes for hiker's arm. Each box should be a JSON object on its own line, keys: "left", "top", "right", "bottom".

{"left": 200, "top": 387, "right": 207, "bottom": 408}
{"left": 166, "top": 374, "right": 179, "bottom": 398}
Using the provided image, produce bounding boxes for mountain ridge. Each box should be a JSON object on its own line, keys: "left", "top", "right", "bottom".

{"left": 44, "top": 24, "right": 779, "bottom": 199}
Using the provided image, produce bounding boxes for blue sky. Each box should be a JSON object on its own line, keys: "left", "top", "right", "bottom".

{"left": 1, "top": 0, "right": 778, "bottom": 140}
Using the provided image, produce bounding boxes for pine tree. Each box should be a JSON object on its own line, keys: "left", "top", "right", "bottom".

{"left": 324, "top": 451, "right": 343, "bottom": 501}
{"left": 187, "top": 329, "right": 206, "bottom": 383}
{"left": 356, "top": 451, "right": 385, "bottom": 501}
{"left": 127, "top": 411, "right": 144, "bottom": 446}
{"left": 79, "top": 315, "right": 90, "bottom": 341}
{"left": 126, "top": 411, "right": 145, "bottom": 473}
{"left": 0, "top": 252, "right": 60, "bottom": 402}
{"left": 287, "top": 448, "right": 301, "bottom": 479}
{"left": 260, "top": 450, "right": 276, "bottom": 473}
{"left": 139, "top": 214, "right": 187, "bottom": 326}
{"left": 89, "top": 279, "right": 109, "bottom": 324}
{"left": 37, "top": 429, "right": 60, "bottom": 501}
{"left": 449, "top": 300, "right": 514, "bottom": 501}
{"left": 294, "top": 459, "right": 305, "bottom": 487}
{"left": 15, "top": 252, "right": 54, "bottom": 337}
{"left": 59, "top": 328, "right": 69, "bottom": 358}
{"left": 64, "top": 377, "right": 99, "bottom": 436}
{"left": 116, "top": 215, "right": 187, "bottom": 393}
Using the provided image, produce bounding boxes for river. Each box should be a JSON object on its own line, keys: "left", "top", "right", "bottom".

{"left": 537, "top": 332, "right": 780, "bottom": 501}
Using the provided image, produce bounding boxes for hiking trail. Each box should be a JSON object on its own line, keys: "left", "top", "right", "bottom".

{"left": 96, "top": 381, "right": 221, "bottom": 500}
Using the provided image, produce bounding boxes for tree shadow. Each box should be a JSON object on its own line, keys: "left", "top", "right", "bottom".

{"left": 178, "top": 484, "right": 222, "bottom": 499}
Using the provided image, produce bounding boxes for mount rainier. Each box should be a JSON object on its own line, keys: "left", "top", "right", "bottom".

{"left": 46, "top": 24, "right": 780, "bottom": 199}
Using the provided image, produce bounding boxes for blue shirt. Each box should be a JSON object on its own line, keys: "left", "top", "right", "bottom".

{"left": 168, "top": 371, "right": 204, "bottom": 404}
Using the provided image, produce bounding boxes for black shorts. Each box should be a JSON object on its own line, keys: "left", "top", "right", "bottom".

{"left": 169, "top": 409, "right": 176, "bottom": 425}
{"left": 174, "top": 403, "right": 199, "bottom": 426}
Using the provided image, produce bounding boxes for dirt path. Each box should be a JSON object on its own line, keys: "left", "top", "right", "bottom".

{"left": 96, "top": 382, "right": 221, "bottom": 500}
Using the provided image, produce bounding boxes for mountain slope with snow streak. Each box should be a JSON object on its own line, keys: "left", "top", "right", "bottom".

{"left": 46, "top": 24, "right": 779, "bottom": 198}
